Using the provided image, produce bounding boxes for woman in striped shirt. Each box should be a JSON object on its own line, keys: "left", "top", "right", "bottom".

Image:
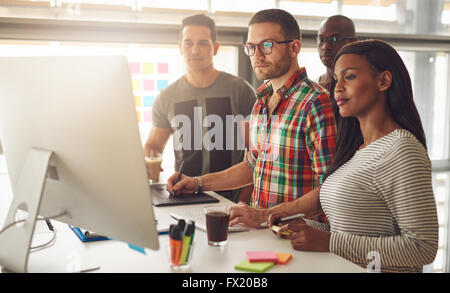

{"left": 268, "top": 40, "right": 438, "bottom": 273}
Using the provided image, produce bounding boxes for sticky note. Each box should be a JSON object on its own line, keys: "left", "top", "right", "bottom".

{"left": 270, "top": 225, "right": 293, "bottom": 236}
{"left": 143, "top": 111, "right": 152, "bottom": 122}
{"left": 132, "top": 79, "right": 141, "bottom": 91}
{"left": 276, "top": 253, "right": 292, "bottom": 265}
{"left": 143, "top": 79, "right": 155, "bottom": 91}
{"left": 134, "top": 96, "right": 141, "bottom": 107}
{"left": 143, "top": 62, "right": 154, "bottom": 74}
{"left": 235, "top": 260, "right": 274, "bottom": 273}
{"left": 157, "top": 62, "right": 169, "bottom": 74}
{"left": 246, "top": 251, "right": 278, "bottom": 263}
{"left": 128, "top": 243, "right": 146, "bottom": 255}
{"left": 143, "top": 96, "right": 154, "bottom": 107}
{"left": 157, "top": 80, "right": 169, "bottom": 90}
{"left": 129, "top": 62, "right": 140, "bottom": 74}
{"left": 136, "top": 110, "right": 141, "bottom": 122}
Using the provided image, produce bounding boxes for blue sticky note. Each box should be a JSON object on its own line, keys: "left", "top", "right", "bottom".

{"left": 128, "top": 243, "right": 146, "bottom": 255}
{"left": 157, "top": 80, "right": 169, "bottom": 90}
{"left": 143, "top": 96, "right": 154, "bottom": 107}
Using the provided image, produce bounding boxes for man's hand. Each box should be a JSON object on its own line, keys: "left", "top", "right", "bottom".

{"left": 167, "top": 173, "right": 198, "bottom": 195}
{"left": 276, "top": 222, "right": 330, "bottom": 252}
{"left": 229, "top": 202, "right": 268, "bottom": 229}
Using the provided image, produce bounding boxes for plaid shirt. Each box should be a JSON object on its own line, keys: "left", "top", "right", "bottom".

{"left": 246, "top": 68, "right": 336, "bottom": 211}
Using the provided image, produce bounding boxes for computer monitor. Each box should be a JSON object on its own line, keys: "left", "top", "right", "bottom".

{"left": 0, "top": 56, "right": 159, "bottom": 272}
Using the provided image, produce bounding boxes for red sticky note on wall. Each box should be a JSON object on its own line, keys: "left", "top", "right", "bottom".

{"left": 129, "top": 62, "right": 140, "bottom": 74}
{"left": 143, "top": 80, "right": 155, "bottom": 91}
{"left": 246, "top": 251, "right": 278, "bottom": 263}
{"left": 157, "top": 63, "right": 169, "bottom": 74}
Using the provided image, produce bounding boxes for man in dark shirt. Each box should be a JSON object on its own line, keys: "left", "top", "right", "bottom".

{"left": 316, "top": 15, "right": 357, "bottom": 92}
{"left": 143, "top": 14, "right": 256, "bottom": 202}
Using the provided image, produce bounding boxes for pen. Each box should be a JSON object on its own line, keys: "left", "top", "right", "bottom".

{"left": 272, "top": 213, "right": 305, "bottom": 226}
{"left": 171, "top": 160, "right": 185, "bottom": 196}
{"left": 179, "top": 220, "right": 195, "bottom": 265}
{"left": 169, "top": 225, "right": 183, "bottom": 266}
{"left": 84, "top": 230, "right": 107, "bottom": 239}
{"left": 44, "top": 218, "right": 54, "bottom": 231}
{"left": 175, "top": 160, "right": 185, "bottom": 185}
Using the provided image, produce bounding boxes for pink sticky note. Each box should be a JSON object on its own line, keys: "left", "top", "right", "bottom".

{"left": 143, "top": 80, "right": 155, "bottom": 91}
{"left": 157, "top": 63, "right": 169, "bottom": 74}
{"left": 129, "top": 62, "right": 141, "bottom": 74}
{"left": 143, "top": 111, "right": 152, "bottom": 122}
{"left": 246, "top": 251, "right": 278, "bottom": 263}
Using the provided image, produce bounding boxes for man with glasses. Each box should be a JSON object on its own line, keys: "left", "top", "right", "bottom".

{"left": 316, "top": 15, "right": 357, "bottom": 92}
{"left": 168, "top": 9, "right": 336, "bottom": 228}
{"left": 144, "top": 13, "right": 256, "bottom": 202}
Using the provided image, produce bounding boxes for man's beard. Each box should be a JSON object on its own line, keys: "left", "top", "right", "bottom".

{"left": 253, "top": 58, "right": 291, "bottom": 81}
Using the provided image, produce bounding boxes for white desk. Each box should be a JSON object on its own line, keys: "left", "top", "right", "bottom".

{"left": 24, "top": 193, "right": 364, "bottom": 273}
{"left": 0, "top": 165, "right": 365, "bottom": 273}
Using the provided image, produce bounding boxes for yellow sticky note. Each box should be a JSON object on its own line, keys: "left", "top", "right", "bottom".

{"left": 132, "top": 79, "right": 141, "bottom": 91}
{"left": 143, "top": 62, "right": 154, "bottom": 74}
{"left": 134, "top": 96, "right": 141, "bottom": 107}
{"left": 136, "top": 110, "right": 141, "bottom": 122}
{"left": 276, "top": 253, "right": 292, "bottom": 265}
{"left": 270, "top": 225, "right": 293, "bottom": 236}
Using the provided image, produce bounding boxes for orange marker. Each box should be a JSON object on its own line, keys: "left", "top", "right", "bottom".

{"left": 169, "top": 225, "right": 183, "bottom": 265}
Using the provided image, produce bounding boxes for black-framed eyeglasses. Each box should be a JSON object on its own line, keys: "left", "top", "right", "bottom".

{"left": 316, "top": 35, "right": 353, "bottom": 46}
{"left": 243, "top": 40, "right": 293, "bottom": 56}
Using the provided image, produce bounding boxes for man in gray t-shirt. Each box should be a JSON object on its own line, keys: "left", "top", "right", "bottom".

{"left": 143, "top": 14, "right": 256, "bottom": 202}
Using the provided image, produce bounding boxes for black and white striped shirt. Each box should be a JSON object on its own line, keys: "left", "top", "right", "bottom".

{"left": 310, "top": 129, "right": 439, "bottom": 273}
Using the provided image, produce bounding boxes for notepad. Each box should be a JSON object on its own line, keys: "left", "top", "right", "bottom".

{"left": 234, "top": 260, "right": 274, "bottom": 273}
{"left": 276, "top": 253, "right": 292, "bottom": 265}
{"left": 270, "top": 225, "right": 294, "bottom": 236}
{"left": 246, "top": 251, "right": 279, "bottom": 263}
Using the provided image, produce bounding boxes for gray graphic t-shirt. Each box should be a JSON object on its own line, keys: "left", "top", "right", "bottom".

{"left": 152, "top": 71, "right": 256, "bottom": 181}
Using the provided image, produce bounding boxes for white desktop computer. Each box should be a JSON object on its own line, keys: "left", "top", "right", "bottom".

{"left": 0, "top": 56, "right": 159, "bottom": 272}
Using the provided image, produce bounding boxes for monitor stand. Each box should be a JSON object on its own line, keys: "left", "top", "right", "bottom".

{"left": 0, "top": 148, "right": 53, "bottom": 273}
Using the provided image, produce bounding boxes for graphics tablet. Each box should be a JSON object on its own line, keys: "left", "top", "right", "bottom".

{"left": 151, "top": 185, "right": 219, "bottom": 207}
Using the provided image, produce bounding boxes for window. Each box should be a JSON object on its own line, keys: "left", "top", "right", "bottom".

{"left": 279, "top": 0, "right": 338, "bottom": 17}
{"left": 211, "top": 0, "right": 276, "bottom": 13}
{"left": 442, "top": 1, "right": 450, "bottom": 25}
{"left": 342, "top": 0, "right": 397, "bottom": 21}
{"left": 0, "top": 40, "right": 238, "bottom": 175}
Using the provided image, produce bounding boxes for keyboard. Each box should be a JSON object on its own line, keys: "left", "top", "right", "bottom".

{"left": 169, "top": 211, "right": 249, "bottom": 233}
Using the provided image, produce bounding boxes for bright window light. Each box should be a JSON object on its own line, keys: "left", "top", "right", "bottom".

{"left": 139, "top": 0, "right": 208, "bottom": 11}
{"left": 342, "top": 3, "right": 397, "bottom": 21}
{"left": 211, "top": 0, "right": 276, "bottom": 13}
{"left": 443, "top": 10, "right": 450, "bottom": 25}
{"left": 0, "top": 40, "right": 237, "bottom": 174}
{"left": 279, "top": 1, "right": 337, "bottom": 17}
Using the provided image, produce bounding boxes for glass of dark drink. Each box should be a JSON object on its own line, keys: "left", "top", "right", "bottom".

{"left": 204, "top": 206, "right": 230, "bottom": 246}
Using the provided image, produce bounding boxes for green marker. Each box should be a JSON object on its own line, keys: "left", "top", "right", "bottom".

{"left": 179, "top": 221, "right": 195, "bottom": 265}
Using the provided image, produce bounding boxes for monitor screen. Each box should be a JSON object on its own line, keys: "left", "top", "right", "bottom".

{"left": 0, "top": 56, "right": 159, "bottom": 252}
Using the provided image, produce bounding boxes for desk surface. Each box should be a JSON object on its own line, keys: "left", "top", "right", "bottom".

{"left": 0, "top": 166, "right": 364, "bottom": 273}
{"left": 25, "top": 193, "right": 364, "bottom": 273}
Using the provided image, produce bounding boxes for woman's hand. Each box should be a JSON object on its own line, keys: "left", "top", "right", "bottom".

{"left": 277, "top": 222, "right": 331, "bottom": 252}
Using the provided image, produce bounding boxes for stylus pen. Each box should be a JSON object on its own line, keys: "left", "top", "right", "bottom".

{"left": 171, "top": 160, "right": 184, "bottom": 196}
{"left": 175, "top": 160, "right": 185, "bottom": 185}
{"left": 272, "top": 213, "right": 305, "bottom": 226}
